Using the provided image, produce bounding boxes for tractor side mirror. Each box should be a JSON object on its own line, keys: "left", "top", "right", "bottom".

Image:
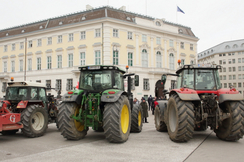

{"left": 161, "top": 74, "right": 167, "bottom": 85}
{"left": 134, "top": 75, "right": 139, "bottom": 86}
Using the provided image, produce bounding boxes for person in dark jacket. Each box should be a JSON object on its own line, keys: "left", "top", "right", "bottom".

{"left": 147, "top": 95, "right": 153, "bottom": 111}
{"left": 151, "top": 97, "right": 157, "bottom": 115}
{"left": 140, "top": 98, "right": 149, "bottom": 123}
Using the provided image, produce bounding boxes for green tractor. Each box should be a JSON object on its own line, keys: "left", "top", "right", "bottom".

{"left": 57, "top": 65, "right": 142, "bottom": 143}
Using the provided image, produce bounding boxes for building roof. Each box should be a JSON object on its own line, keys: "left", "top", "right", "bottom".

{"left": 0, "top": 6, "right": 197, "bottom": 39}
{"left": 198, "top": 39, "right": 244, "bottom": 60}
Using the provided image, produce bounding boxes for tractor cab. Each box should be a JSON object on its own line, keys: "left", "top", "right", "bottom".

{"left": 79, "top": 65, "right": 126, "bottom": 92}
{"left": 162, "top": 64, "right": 222, "bottom": 91}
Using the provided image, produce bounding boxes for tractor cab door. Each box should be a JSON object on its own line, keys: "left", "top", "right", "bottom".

{"left": 38, "top": 87, "right": 48, "bottom": 110}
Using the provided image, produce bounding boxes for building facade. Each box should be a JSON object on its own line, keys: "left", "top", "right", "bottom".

{"left": 198, "top": 39, "right": 244, "bottom": 96}
{"left": 0, "top": 6, "right": 198, "bottom": 99}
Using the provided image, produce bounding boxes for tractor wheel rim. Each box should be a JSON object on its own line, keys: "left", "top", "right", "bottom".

{"left": 31, "top": 112, "right": 45, "bottom": 131}
{"left": 121, "top": 105, "right": 129, "bottom": 134}
{"left": 169, "top": 105, "right": 177, "bottom": 132}
{"left": 74, "top": 107, "right": 84, "bottom": 131}
{"left": 138, "top": 111, "right": 142, "bottom": 126}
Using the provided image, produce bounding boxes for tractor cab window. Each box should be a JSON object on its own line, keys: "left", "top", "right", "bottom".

{"left": 79, "top": 70, "right": 112, "bottom": 91}
{"left": 182, "top": 69, "right": 194, "bottom": 89}
{"left": 176, "top": 73, "right": 182, "bottom": 89}
{"left": 39, "top": 88, "right": 47, "bottom": 101}
{"left": 31, "top": 87, "right": 38, "bottom": 100}
{"left": 195, "top": 69, "right": 215, "bottom": 90}
{"left": 6, "top": 87, "right": 28, "bottom": 100}
{"left": 114, "top": 72, "right": 124, "bottom": 90}
{"left": 214, "top": 70, "right": 221, "bottom": 89}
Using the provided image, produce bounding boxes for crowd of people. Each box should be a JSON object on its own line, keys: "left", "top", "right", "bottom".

{"left": 133, "top": 95, "right": 164, "bottom": 123}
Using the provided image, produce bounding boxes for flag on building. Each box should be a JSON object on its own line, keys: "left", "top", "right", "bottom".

{"left": 177, "top": 6, "right": 185, "bottom": 14}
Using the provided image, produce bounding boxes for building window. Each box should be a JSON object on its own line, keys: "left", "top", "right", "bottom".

{"left": 20, "top": 42, "right": 24, "bottom": 49}
{"left": 219, "top": 68, "right": 222, "bottom": 72}
{"left": 19, "top": 60, "right": 23, "bottom": 72}
{"left": 156, "top": 21, "right": 161, "bottom": 26}
{"left": 28, "top": 40, "right": 32, "bottom": 48}
{"left": 80, "top": 31, "right": 86, "bottom": 39}
{"left": 190, "top": 44, "right": 193, "bottom": 50}
{"left": 12, "top": 43, "right": 15, "bottom": 51}
{"left": 2, "top": 82, "right": 7, "bottom": 92}
{"left": 233, "top": 75, "right": 236, "bottom": 80}
{"left": 128, "top": 31, "right": 132, "bottom": 40}
{"left": 219, "top": 60, "right": 222, "bottom": 64}
{"left": 233, "top": 67, "right": 236, "bottom": 72}
{"left": 225, "top": 45, "right": 230, "bottom": 49}
{"left": 228, "top": 59, "right": 231, "bottom": 64}
{"left": 142, "top": 34, "right": 147, "bottom": 42}
{"left": 229, "top": 75, "right": 232, "bottom": 80}
{"left": 66, "top": 79, "right": 73, "bottom": 91}
{"left": 57, "top": 55, "right": 62, "bottom": 68}
{"left": 228, "top": 53, "right": 231, "bottom": 56}
{"left": 220, "top": 75, "right": 222, "bottom": 80}
{"left": 46, "top": 80, "right": 51, "bottom": 90}
{"left": 36, "top": 80, "right": 41, "bottom": 83}
{"left": 238, "top": 74, "right": 242, "bottom": 79}
{"left": 156, "top": 51, "right": 162, "bottom": 68}
{"left": 219, "top": 54, "right": 222, "bottom": 57}
{"left": 142, "top": 49, "right": 148, "bottom": 67}
{"left": 181, "top": 59, "right": 185, "bottom": 65}
{"left": 170, "top": 40, "right": 173, "bottom": 47}
{"left": 238, "top": 66, "right": 241, "bottom": 71}
{"left": 233, "top": 83, "right": 236, "bottom": 87}
{"left": 11, "top": 61, "right": 15, "bottom": 72}
{"left": 3, "top": 61, "right": 7, "bottom": 72}
{"left": 169, "top": 53, "right": 174, "bottom": 70}
{"left": 156, "top": 37, "right": 161, "bottom": 45}
{"left": 223, "top": 59, "right": 226, "bottom": 64}
{"left": 37, "top": 58, "right": 41, "bottom": 70}
{"left": 37, "top": 39, "right": 42, "bottom": 46}
{"left": 113, "top": 29, "right": 118, "bottom": 37}
{"left": 113, "top": 51, "right": 119, "bottom": 65}
{"left": 95, "top": 50, "right": 101, "bottom": 65}
{"left": 232, "top": 59, "right": 235, "bottom": 64}
{"left": 68, "top": 53, "right": 73, "bottom": 67}
{"left": 224, "top": 83, "right": 227, "bottom": 88}
{"left": 128, "top": 52, "right": 133, "bottom": 66}
{"left": 47, "top": 56, "right": 52, "bottom": 69}
{"left": 180, "top": 42, "right": 184, "bottom": 49}
{"left": 28, "top": 58, "right": 32, "bottom": 71}
{"left": 243, "top": 66, "right": 244, "bottom": 71}
{"left": 242, "top": 58, "right": 244, "bottom": 63}
{"left": 238, "top": 83, "right": 241, "bottom": 88}
{"left": 243, "top": 74, "right": 244, "bottom": 79}
{"left": 69, "top": 33, "right": 73, "bottom": 42}
{"left": 58, "top": 35, "right": 62, "bottom": 43}
{"left": 223, "top": 75, "right": 226, "bottom": 80}
{"left": 229, "top": 67, "right": 232, "bottom": 72}
{"left": 223, "top": 68, "right": 226, "bottom": 72}
{"left": 190, "top": 60, "right": 194, "bottom": 64}
{"left": 95, "top": 29, "right": 101, "bottom": 37}
{"left": 143, "top": 79, "right": 150, "bottom": 90}
{"left": 4, "top": 45, "right": 7, "bottom": 52}
{"left": 48, "top": 37, "right": 52, "bottom": 45}
{"left": 56, "top": 79, "right": 62, "bottom": 90}
{"left": 238, "top": 58, "right": 241, "bottom": 63}
{"left": 80, "top": 52, "right": 85, "bottom": 65}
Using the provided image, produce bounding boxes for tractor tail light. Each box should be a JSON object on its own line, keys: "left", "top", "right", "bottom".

{"left": 108, "top": 91, "right": 115, "bottom": 94}
{"left": 68, "top": 91, "right": 73, "bottom": 94}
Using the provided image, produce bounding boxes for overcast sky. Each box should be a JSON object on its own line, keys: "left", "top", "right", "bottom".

{"left": 0, "top": 0, "right": 243, "bottom": 52}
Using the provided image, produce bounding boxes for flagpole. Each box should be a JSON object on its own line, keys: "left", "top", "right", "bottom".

{"left": 176, "top": 5, "right": 178, "bottom": 23}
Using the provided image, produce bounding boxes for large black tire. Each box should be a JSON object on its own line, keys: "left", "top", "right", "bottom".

{"left": 214, "top": 101, "right": 244, "bottom": 141}
{"left": 58, "top": 102, "right": 87, "bottom": 140}
{"left": 103, "top": 95, "right": 131, "bottom": 143}
{"left": 165, "top": 94, "right": 195, "bottom": 142}
{"left": 154, "top": 105, "right": 167, "bottom": 132}
{"left": 131, "top": 104, "right": 143, "bottom": 132}
{"left": 1, "top": 130, "right": 19, "bottom": 135}
{"left": 21, "top": 105, "right": 48, "bottom": 138}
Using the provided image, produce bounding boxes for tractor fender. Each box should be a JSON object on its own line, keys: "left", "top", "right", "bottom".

{"left": 101, "top": 91, "right": 126, "bottom": 102}
{"left": 170, "top": 91, "right": 200, "bottom": 101}
{"left": 62, "top": 93, "right": 82, "bottom": 105}
{"left": 157, "top": 100, "right": 168, "bottom": 121}
{"left": 219, "top": 93, "right": 243, "bottom": 104}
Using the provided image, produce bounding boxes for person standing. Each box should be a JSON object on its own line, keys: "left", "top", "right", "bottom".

{"left": 140, "top": 98, "right": 149, "bottom": 123}
{"left": 151, "top": 97, "right": 158, "bottom": 115}
{"left": 147, "top": 95, "right": 153, "bottom": 111}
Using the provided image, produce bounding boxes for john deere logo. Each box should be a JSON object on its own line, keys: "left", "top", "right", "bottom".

{"left": 10, "top": 115, "right": 16, "bottom": 123}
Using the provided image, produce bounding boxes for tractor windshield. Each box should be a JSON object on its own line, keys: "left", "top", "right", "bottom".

{"left": 195, "top": 69, "right": 217, "bottom": 90}
{"left": 79, "top": 70, "right": 112, "bottom": 91}
{"left": 5, "top": 87, "right": 28, "bottom": 100}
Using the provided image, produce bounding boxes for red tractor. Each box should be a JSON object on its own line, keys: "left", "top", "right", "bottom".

{"left": 0, "top": 80, "right": 58, "bottom": 137}
{"left": 154, "top": 64, "right": 244, "bottom": 142}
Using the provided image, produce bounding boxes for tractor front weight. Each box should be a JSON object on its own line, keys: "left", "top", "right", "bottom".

{"left": 71, "top": 93, "right": 102, "bottom": 130}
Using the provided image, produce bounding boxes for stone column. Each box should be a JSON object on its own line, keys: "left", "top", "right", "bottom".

{"left": 150, "top": 37, "right": 154, "bottom": 67}
{"left": 136, "top": 34, "right": 139, "bottom": 65}
{"left": 103, "top": 25, "right": 111, "bottom": 65}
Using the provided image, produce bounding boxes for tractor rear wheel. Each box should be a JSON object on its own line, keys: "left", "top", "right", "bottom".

{"left": 131, "top": 104, "right": 143, "bottom": 132}
{"left": 21, "top": 104, "right": 48, "bottom": 138}
{"left": 155, "top": 105, "right": 167, "bottom": 132}
{"left": 103, "top": 95, "right": 131, "bottom": 143}
{"left": 57, "top": 102, "right": 87, "bottom": 140}
{"left": 214, "top": 101, "right": 244, "bottom": 141}
{"left": 165, "top": 94, "right": 194, "bottom": 142}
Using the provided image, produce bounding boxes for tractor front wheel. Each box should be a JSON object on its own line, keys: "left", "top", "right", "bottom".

{"left": 21, "top": 105, "right": 48, "bottom": 138}
{"left": 154, "top": 105, "right": 167, "bottom": 132}
{"left": 214, "top": 101, "right": 244, "bottom": 141}
{"left": 131, "top": 104, "right": 143, "bottom": 132}
{"left": 165, "top": 94, "right": 195, "bottom": 142}
{"left": 57, "top": 102, "right": 87, "bottom": 140}
{"left": 103, "top": 95, "right": 131, "bottom": 143}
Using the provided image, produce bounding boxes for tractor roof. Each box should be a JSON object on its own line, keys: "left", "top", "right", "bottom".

{"left": 7, "top": 81, "right": 46, "bottom": 87}
{"left": 78, "top": 65, "right": 126, "bottom": 73}
{"left": 176, "top": 64, "right": 221, "bottom": 74}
